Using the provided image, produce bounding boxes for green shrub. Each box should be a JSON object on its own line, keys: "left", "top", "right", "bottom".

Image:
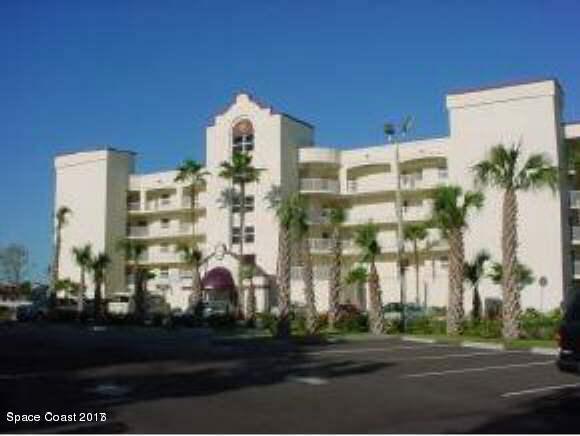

{"left": 335, "top": 313, "right": 369, "bottom": 333}
{"left": 0, "top": 306, "right": 13, "bottom": 321}
{"left": 519, "top": 309, "right": 562, "bottom": 340}
{"left": 407, "top": 316, "right": 446, "bottom": 335}
{"left": 463, "top": 319, "right": 502, "bottom": 338}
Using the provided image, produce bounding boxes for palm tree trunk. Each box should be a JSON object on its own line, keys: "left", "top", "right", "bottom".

{"left": 328, "top": 226, "right": 342, "bottom": 330}
{"left": 413, "top": 241, "right": 420, "bottom": 305}
{"left": 301, "top": 237, "right": 317, "bottom": 334}
{"left": 190, "top": 259, "right": 202, "bottom": 311}
{"left": 447, "top": 228, "right": 465, "bottom": 335}
{"left": 94, "top": 279, "right": 102, "bottom": 322}
{"left": 246, "top": 277, "right": 256, "bottom": 327}
{"left": 276, "top": 224, "right": 292, "bottom": 338}
{"left": 472, "top": 285, "right": 482, "bottom": 323}
{"left": 135, "top": 268, "right": 146, "bottom": 323}
{"left": 51, "top": 227, "right": 62, "bottom": 306}
{"left": 502, "top": 188, "right": 520, "bottom": 339}
{"left": 77, "top": 268, "right": 85, "bottom": 314}
{"left": 368, "top": 261, "right": 385, "bottom": 334}
{"left": 237, "top": 183, "right": 246, "bottom": 318}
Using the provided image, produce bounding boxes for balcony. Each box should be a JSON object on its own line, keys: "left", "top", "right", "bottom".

{"left": 300, "top": 178, "right": 340, "bottom": 194}
{"left": 308, "top": 238, "right": 355, "bottom": 253}
{"left": 571, "top": 191, "right": 580, "bottom": 209}
{"left": 128, "top": 202, "right": 141, "bottom": 211}
{"left": 572, "top": 227, "right": 580, "bottom": 244}
{"left": 574, "top": 261, "right": 580, "bottom": 279}
{"left": 291, "top": 265, "right": 331, "bottom": 280}
{"left": 299, "top": 148, "right": 341, "bottom": 166}
{"left": 346, "top": 171, "right": 445, "bottom": 195}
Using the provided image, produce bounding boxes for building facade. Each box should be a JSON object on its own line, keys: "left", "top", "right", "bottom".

{"left": 54, "top": 78, "right": 580, "bottom": 314}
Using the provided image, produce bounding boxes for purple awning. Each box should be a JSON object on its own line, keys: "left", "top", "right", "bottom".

{"left": 201, "top": 267, "right": 235, "bottom": 290}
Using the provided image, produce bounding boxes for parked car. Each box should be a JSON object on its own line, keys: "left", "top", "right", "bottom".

{"left": 144, "top": 295, "right": 171, "bottom": 326}
{"left": 382, "top": 302, "right": 427, "bottom": 322}
{"left": 17, "top": 297, "right": 78, "bottom": 322}
{"left": 557, "top": 295, "right": 580, "bottom": 374}
{"left": 107, "top": 292, "right": 135, "bottom": 317}
{"left": 202, "top": 300, "right": 234, "bottom": 319}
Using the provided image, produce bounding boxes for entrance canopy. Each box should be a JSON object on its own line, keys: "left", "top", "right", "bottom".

{"left": 201, "top": 267, "right": 235, "bottom": 291}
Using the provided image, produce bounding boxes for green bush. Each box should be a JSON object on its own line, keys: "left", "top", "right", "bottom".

{"left": 0, "top": 306, "right": 13, "bottom": 321}
{"left": 519, "top": 308, "right": 562, "bottom": 340}
{"left": 335, "top": 313, "right": 369, "bottom": 333}
{"left": 407, "top": 316, "right": 447, "bottom": 335}
{"left": 463, "top": 319, "right": 502, "bottom": 338}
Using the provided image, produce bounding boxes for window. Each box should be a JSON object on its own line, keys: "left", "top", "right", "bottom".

{"left": 232, "top": 195, "right": 255, "bottom": 213}
{"left": 159, "top": 267, "right": 169, "bottom": 279}
{"left": 160, "top": 193, "right": 171, "bottom": 205}
{"left": 438, "top": 167, "right": 448, "bottom": 179}
{"left": 138, "top": 220, "right": 147, "bottom": 227}
{"left": 160, "top": 243, "right": 169, "bottom": 253}
{"left": 440, "top": 256, "right": 449, "bottom": 269}
{"left": 161, "top": 218, "right": 170, "bottom": 229}
{"left": 232, "top": 226, "right": 255, "bottom": 244}
{"left": 232, "top": 120, "right": 254, "bottom": 153}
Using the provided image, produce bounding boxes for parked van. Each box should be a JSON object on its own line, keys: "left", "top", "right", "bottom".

{"left": 107, "top": 293, "right": 135, "bottom": 317}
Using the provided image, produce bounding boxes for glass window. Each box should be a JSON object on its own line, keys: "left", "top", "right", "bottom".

{"left": 231, "top": 226, "right": 254, "bottom": 244}
{"left": 161, "top": 218, "right": 170, "bottom": 229}
{"left": 245, "top": 226, "right": 255, "bottom": 243}
{"left": 159, "top": 267, "right": 169, "bottom": 279}
{"left": 232, "top": 120, "right": 254, "bottom": 153}
{"left": 232, "top": 195, "right": 254, "bottom": 213}
{"left": 160, "top": 244, "right": 169, "bottom": 253}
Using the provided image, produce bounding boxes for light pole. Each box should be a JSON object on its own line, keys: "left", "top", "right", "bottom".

{"left": 385, "top": 117, "right": 413, "bottom": 332}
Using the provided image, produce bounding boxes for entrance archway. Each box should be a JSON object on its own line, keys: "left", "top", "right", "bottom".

{"left": 201, "top": 267, "right": 236, "bottom": 303}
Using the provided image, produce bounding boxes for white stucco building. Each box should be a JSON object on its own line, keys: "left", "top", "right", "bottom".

{"left": 53, "top": 78, "right": 580, "bottom": 314}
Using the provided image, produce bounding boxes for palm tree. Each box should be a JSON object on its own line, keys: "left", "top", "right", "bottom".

{"left": 463, "top": 249, "right": 491, "bottom": 323}
{"left": 51, "top": 206, "right": 72, "bottom": 301}
{"left": 219, "top": 151, "right": 263, "bottom": 315}
{"left": 116, "top": 239, "right": 148, "bottom": 322}
{"left": 291, "top": 194, "right": 318, "bottom": 335}
{"left": 430, "top": 185, "right": 484, "bottom": 335}
{"left": 403, "top": 223, "right": 428, "bottom": 306}
{"left": 265, "top": 186, "right": 294, "bottom": 338}
{"left": 488, "top": 261, "right": 535, "bottom": 293}
{"left": 472, "top": 143, "right": 558, "bottom": 339}
{"left": 90, "top": 252, "right": 111, "bottom": 322}
{"left": 327, "top": 205, "right": 346, "bottom": 330}
{"left": 176, "top": 243, "right": 203, "bottom": 312}
{"left": 354, "top": 223, "right": 384, "bottom": 334}
{"left": 242, "top": 263, "right": 257, "bottom": 327}
{"left": 71, "top": 243, "right": 93, "bottom": 314}
{"left": 345, "top": 266, "right": 368, "bottom": 311}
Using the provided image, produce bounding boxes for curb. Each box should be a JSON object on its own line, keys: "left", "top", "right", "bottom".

{"left": 461, "top": 341, "right": 505, "bottom": 351}
{"left": 530, "top": 347, "right": 559, "bottom": 356}
{"left": 401, "top": 335, "right": 436, "bottom": 344}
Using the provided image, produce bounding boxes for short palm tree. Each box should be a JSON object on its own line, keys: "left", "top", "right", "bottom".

{"left": 176, "top": 243, "right": 203, "bottom": 311}
{"left": 354, "top": 223, "right": 384, "bottom": 335}
{"left": 463, "top": 249, "right": 491, "bottom": 323}
{"left": 291, "top": 194, "right": 318, "bottom": 334}
{"left": 473, "top": 143, "right": 557, "bottom": 339}
{"left": 116, "top": 239, "right": 148, "bottom": 322}
{"left": 51, "top": 206, "right": 72, "bottom": 300}
{"left": 219, "top": 151, "right": 263, "bottom": 315}
{"left": 488, "top": 261, "right": 535, "bottom": 293}
{"left": 345, "top": 265, "right": 368, "bottom": 311}
{"left": 430, "top": 185, "right": 484, "bottom": 335}
{"left": 71, "top": 243, "right": 93, "bottom": 314}
{"left": 403, "top": 223, "right": 428, "bottom": 306}
{"left": 327, "top": 205, "right": 346, "bottom": 330}
{"left": 90, "top": 252, "right": 111, "bottom": 322}
{"left": 266, "top": 186, "right": 295, "bottom": 338}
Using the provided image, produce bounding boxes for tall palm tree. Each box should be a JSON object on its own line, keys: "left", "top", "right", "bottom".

{"left": 463, "top": 249, "right": 491, "bottom": 323}
{"left": 51, "top": 206, "right": 72, "bottom": 299}
{"left": 473, "top": 143, "right": 558, "bottom": 339}
{"left": 354, "top": 223, "right": 384, "bottom": 335}
{"left": 291, "top": 194, "right": 318, "bottom": 335}
{"left": 403, "top": 223, "right": 428, "bottom": 306}
{"left": 90, "top": 252, "right": 111, "bottom": 322}
{"left": 242, "top": 263, "right": 257, "bottom": 327}
{"left": 327, "top": 205, "right": 346, "bottom": 330}
{"left": 266, "top": 186, "right": 295, "bottom": 338}
{"left": 176, "top": 243, "right": 203, "bottom": 311}
{"left": 219, "top": 151, "right": 263, "bottom": 315}
{"left": 71, "top": 243, "right": 93, "bottom": 314}
{"left": 430, "top": 185, "right": 484, "bottom": 335}
{"left": 116, "top": 239, "right": 148, "bottom": 322}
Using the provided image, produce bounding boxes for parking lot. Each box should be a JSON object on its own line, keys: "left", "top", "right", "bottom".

{"left": 0, "top": 324, "right": 579, "bottom": 433}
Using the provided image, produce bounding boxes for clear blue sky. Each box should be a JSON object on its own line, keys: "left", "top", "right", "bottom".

{"left": 1, "top": 0, "right": 579, "bottom": 281}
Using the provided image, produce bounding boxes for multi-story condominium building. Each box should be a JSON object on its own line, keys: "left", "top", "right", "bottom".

{"left": 54, "top": 78, "right": 580, "bottom": 314}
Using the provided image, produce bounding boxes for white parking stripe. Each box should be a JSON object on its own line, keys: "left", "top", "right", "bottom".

{"left": 308, "top": 344, "right": 452, "bottom": 355}
{"left": 501, "top": 382, "right": 580, "bottom": 398}
{"left": 402, "top": 360, "right": 553, "bottom": 378}
{"left": 396, "top": 350, "right": 527, "bottom": 362}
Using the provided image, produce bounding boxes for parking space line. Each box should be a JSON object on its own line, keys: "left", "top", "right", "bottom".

{"left": 402, "top": 360, "right": 553, "bottom": 378}
{"left": 308, "top": 344, "right": 452, "bottom": 355}
{"left": 502, "top": 382, "right": 580, "bottom": 398}
{"left": 396, "top": 350, "right": 526, "bottom": 362}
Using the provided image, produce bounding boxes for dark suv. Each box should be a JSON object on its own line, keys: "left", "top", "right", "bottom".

{"left": 557, "top": 295, "right": 580, "bottom": 374}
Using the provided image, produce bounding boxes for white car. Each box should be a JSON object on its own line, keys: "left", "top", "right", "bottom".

{"left": 107, "top": 293, "right": 135, "bottom": 317}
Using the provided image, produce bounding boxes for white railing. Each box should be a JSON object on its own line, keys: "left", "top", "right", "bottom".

{"left": 574, "top": 261, "right": 580, "bottom": 277}
{"left": 347, "top": 180, "right": 358, "bottom": 193}
{"left": 573, "top": 226, "right": 580, "bottom": 242}
{"left": 178, "top": 223, "right": 193, "bottom": 235}
{"left": 291, "top": 266, "right": 331, "bottom": 280}
{"left": 128, "top": 227, "right": 149, "bottom": 237}
{"left": 308, "top": 238, "right": 354, "bottom": 252}
{"left": 128, "top": 202, "right": 141, "bottom": 211}
{"left": 300, "top": 178, "right": 340, "bottom": 193}
{"left": 571, "top": 191, "right": 580, "bottom": 209}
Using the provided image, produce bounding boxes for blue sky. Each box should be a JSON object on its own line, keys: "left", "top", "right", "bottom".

{"left": 1, "top": 0, "right": 579, "bottom": 281}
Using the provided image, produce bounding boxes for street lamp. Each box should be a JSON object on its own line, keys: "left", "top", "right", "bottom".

{"left": 385, "top": 117, "right": 413, "bottom": 333}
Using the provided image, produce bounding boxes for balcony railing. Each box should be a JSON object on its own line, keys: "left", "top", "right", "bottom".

{"left": 571, "top": 191, "right": 580, "bottom": 209}
{"left": 308, "top": 238, "right": 354, "bottom": 252}
{"left": 573, "top": 226, "right": 580, "bottom": 242}
{"left": 128, "top": 227, "right": 148, "bottom": 237}
{"left": 574, "top": 261, "right": 580, "bottom": 277}
{"left": 300, "top": 178, "right": 340, "bottom": 194}
{"left": 128, "top": 202, "right": 141, "bottom": 211}
{"left": 291, "top": 266, "right": 331, "bottom": 280}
